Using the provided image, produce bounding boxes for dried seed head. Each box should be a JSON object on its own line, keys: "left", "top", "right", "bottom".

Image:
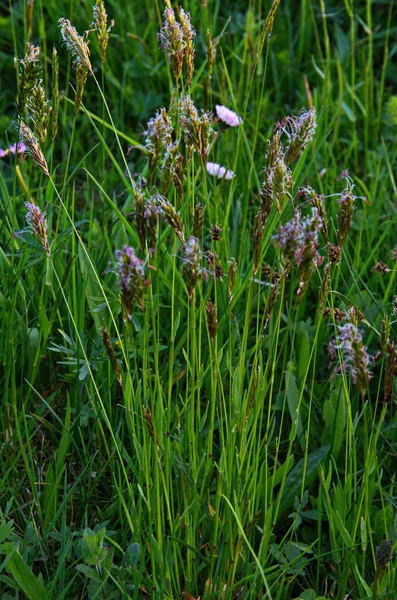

{"left": 25, "top": 201, "right": 50, "bottom": 257}
{"left": 19, "top": 121, "right": 49, "bottom": 177}
{"left": 92, "top": 0, "right": 114, "bottom": 64}
{"left": 115, "top": 245, "right": 146, "bottom": 317}
{"left": 373, "top": 261, "right": 390, "bottom": 274}
{"left": 206, "top": 299, "right": 218, "bottom": 341}
{"left": 375, "top": 540, "right": 393, "bottom": 570}
{"left": 211, "top": 225, "right": 222, "bottom": 242}
{"left": 326, "top": 243, "right": 342, "bottom": 265}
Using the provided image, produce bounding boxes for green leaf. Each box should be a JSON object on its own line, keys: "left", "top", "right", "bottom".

{"left": 0, "top": 520, "right": 14, "bottom": 544}
{"left": 276, "top": 445, "right": 330, "bottom": 516}
{"left": 321, "top": 379, "right": 346, "bottom": 458}
{"left": 1, "top": 542, "right": 49, "bottom": 600}
{"left": 150, "top": 535, "right": 163, "bottom": 569}
{"left": 285, "top": 362, "right": 305, "bottom": 451}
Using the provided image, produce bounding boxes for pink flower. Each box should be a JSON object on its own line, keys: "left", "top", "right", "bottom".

{"left": 215, "top": 105, "right": 243, "bottom": 127}
{"left": 206, "top": 162, "right": 235, "bottom": 180}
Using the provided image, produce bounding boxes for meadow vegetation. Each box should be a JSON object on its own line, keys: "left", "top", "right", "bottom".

{"left": 0, "top": 0, "right": 396, "bottom": 598}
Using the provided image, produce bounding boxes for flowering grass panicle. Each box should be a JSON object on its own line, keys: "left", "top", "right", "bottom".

{"left": 178, "top": 7, "right": 195, "bottom": 85}
{"left": 155, "top": 195, "right": 185, "bottom": 243}
{"left": 16, "top": 43, "right": 41, "bottom": 116}
{"left": 58, "top": 17, "right": 92, "bottom": 113}
{"left": 25, "top": 201, "right": 51, "bottom": 257}
{"left": 179, "top": 95, "right": 213, "bottom": 159}
{"left": 161, "top": 141, "right": 180, "bottom": 194}
{"left": 228, "top": 258, "right": 238, "bottom": 302}
{"left": 261, "top": 130, "right": 291, "bottom": 213}
{"left": 92, "top": 0, "right": 114, "bottom": 64}
{"left": 192, "top": 203, "right": 204, "bottom": 239}
{"left": 144, "top": 108, "right": 173, "bottom": 174}
{"left": 183, "top": 236, "right": 202, "bottom": 299}
{"left": 281, "top": 106, "right": 317, "bottom": 165}
{"left": 27, "top": 83, "right": 52, "bottom": 143}
{"left": 337, "top": 186, "right": 355, "bottom": 246}
{"left": 19, "top": 121, "right": 49, "bottom": 177}
{"left": 51, "top": 47, "right": 59, "bottom": 141}
{"left": 332, "top": 322, "right": 371, "bottom": 397}
{"left": 158, "top": 4, "right": 185, "bottom": 84}
{"left": 116, "top": 246, "right": 146, "bottom": 317}
{"left": 134, "top": 192, "right": 158, "bottom": 256}
{"left": 206, "top": 299, "right": 218, "bottom": 341}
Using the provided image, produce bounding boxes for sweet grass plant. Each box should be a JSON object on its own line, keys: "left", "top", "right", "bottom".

{"left": 0, "top": 0, "right": 396, "bottom": 599}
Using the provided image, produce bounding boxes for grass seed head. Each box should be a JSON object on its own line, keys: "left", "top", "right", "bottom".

{"left": 116, "top": 245, "right": 146, "bottom": 316}
{"left": 16, "top": 43, "right": 41, "bottom": 116}
{"left": 25, "top": 201, "right": 50, "bottom": 256}
{"left": 19, "top": 121, "right": 49, "bottom": 177}
{"left": 92, "top": 0, "right": 114, "bottom": 64}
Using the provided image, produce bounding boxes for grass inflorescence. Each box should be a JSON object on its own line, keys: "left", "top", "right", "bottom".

{"left": 0, "top": 1, "right": 396, "bottom": 599}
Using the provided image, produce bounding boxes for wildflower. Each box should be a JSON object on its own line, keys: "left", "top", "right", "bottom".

{"left": 280, "top": 106, "right": 317, "bottom": 166}
{"left": 0, "top": 142, "right": 26, "bottom": 158}
{"left": 19, "top": 121, "right": 49, "bottom": 177}
{"left": 25, "top": 201, "right": 51, "bottom": 257}
{"left": 91, "top": 0, "right": 114, "bottom": 64}
{"left": 215, "top": 105, "right": 243, "bottom": 127}
{"left": 206, "top": 162, "right": 234, "bottom": 180}
{"left": 183, "top": 236, "right": 202, "bottom": 299}
{"left": 179, "top": 95, "right": 213, "bottom": 159}
{"left": 115, "top": 245, "right": 146, "bottom": 316}
{"left": 332, "top": 322, "right": 371, "bottom": 397}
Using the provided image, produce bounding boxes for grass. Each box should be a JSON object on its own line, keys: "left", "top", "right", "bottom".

{"left": 0, "top": 0, "right": 396, "bottom": 598}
